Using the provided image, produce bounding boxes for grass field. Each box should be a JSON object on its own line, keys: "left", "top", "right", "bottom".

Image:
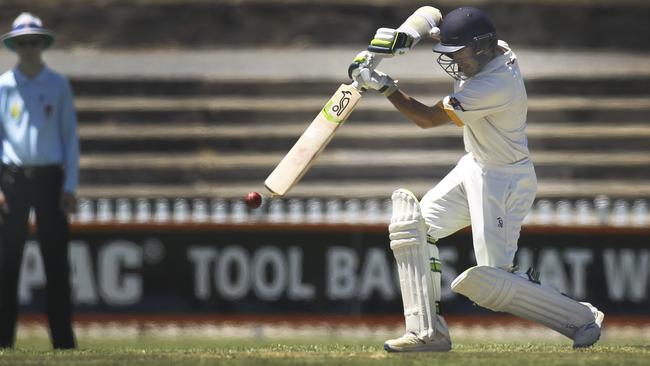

{"left": 1, "top": 336, "right": 649, "bottom": 366}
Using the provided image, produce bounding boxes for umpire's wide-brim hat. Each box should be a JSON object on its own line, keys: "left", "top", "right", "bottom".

{"left": 1, "top": 12, "right": 55, "bottom": 51}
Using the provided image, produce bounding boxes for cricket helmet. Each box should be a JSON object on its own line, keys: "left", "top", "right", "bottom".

{"left": 432, "top": 7, "right": 498, "bottom": 80}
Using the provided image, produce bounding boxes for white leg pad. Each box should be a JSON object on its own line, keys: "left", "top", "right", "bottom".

{"left": 389, "top": 189, "right": 443, "bottom": 340}
{"left": 451, "top": 266, "right": 601, "bottom": 340}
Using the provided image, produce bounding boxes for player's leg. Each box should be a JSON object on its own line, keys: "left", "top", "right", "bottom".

{"left": 419, "top": 156, "right": 472, "bottom": 240}
{"left": 0, "top": 169, "right": 32, "bottom": 348}
{"left": 451, "top": 266, "right": 604, "bottom": 347}
{"left": 33, "top": 168, "right": 76, "bottom": 349}
{"left": 385, "top": 156, "right": 475, "bottom": 351}
{"left": 455, "top": 162, "right": 603, "bottom": 347}
{"left": 384, "top": 189, "right": 452, "bottom": 352}
{"left": 456, "top": 155, "right": 538, "bottom": 269}
{"left": 462, "top": 162, "right": 537, "bottom": 268}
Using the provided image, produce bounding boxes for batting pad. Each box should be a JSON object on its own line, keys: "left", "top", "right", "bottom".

{"left": 389, "top": 189, "right": 442, "bottom": 339}
{"left": 451, "top": 266, "right": 597, "bottom": 339}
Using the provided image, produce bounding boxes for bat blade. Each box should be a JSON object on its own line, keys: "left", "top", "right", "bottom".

{"left": 264, "top": 83, "right": 362, "bottom": 197}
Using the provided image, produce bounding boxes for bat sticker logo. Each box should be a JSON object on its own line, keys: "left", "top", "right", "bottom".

{"left": 331, "top": 90, "right": 352, "bottom": 117}
{"left": 322, "top": 87, "right": 357, "bottom": 124}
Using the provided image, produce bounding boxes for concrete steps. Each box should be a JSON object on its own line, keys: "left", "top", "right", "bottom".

{"left": 70, "top": 80, "right": 650, "bottom": 200}
{"left": 77, "top": 149, "right": 650, "bottom": 186}
{"left": 78, "top": 122, "right": 650, "bottom": 153}
{"left": 1, "top": 0, "right": 647, "bottom": 203}
{"left": 10, "top": 44, "right": 634, "bottom": 202}
{"left": 75, "top": 95, "right": 650, "bottom": 112}
{"left": 74, "top": 95, "right": 650, "bottom": 125}
{"left": 76, "top": 179, "right": 650, "bottom": 200}
{"left": 71, "top": 77, "right": 650, "bottom": 97}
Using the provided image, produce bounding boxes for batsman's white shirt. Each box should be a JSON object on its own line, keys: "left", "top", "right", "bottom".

{"left": 421, "top": 41, "right": 537, "bottom": 268}
{"left": 444, "top": 40, "right": 529, "bottom": 165}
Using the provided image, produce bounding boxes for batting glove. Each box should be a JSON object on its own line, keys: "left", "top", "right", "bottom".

{"left": 348, "top": 50, "right": 375, "bottom": 80}
{"left": 368, "top": 27, "right": 416, "bottom": 56}
{"left": 353, "top": 67, "right": 398, "bottom": 97}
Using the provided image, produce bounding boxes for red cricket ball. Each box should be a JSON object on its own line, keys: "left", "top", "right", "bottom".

{"left": 244, "top": 191, "right": 263, "bottom": 209}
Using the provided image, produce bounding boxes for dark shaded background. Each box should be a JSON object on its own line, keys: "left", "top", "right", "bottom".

{"left": 1, "top": 0, "right": 648, "bottom": 50}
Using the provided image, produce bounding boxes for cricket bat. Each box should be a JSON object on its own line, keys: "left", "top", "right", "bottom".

{"left": 264, "top": 84, "right": 362, "bottom": 196}
{"left": 264, "top": 6, "right": 441, "bottom": 197}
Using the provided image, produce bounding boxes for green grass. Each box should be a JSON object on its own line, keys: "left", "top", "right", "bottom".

{"left": 1, "top": 337, "right": 648, "bottom": 366}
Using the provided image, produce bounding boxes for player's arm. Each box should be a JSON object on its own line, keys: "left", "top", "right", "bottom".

{"left": 352, "top": 67, "right": 451, "bottom": 129}
{"left": 387, "top": 90, "right": 451, "bottom": 129}
{"left": 347, "top": 6, "right": 442, "bottom": 92}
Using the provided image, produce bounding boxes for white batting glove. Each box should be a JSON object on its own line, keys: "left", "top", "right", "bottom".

{"left": 348, "top": 50, "right": 376, "bottom": 80}
{"left": 353, "top": 67, "right": 398, "bottom": 96}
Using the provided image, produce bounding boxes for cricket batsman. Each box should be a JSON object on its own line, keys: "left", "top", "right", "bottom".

{"left": 349, "top": 6, "right": 604, "bottom": 352}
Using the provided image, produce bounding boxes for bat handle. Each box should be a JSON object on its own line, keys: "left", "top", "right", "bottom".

{"left": 350, "top": 80, "right": 364, "bottom": 92}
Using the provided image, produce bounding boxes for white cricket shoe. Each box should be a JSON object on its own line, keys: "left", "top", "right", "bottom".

{"left": 384, "top": 328, "right": 451, "bottom": 353}
{"left": 573, "top": 302, "right": 605, "bottom": 348}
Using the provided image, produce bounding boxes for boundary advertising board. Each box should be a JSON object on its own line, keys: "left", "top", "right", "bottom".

{"left": 19, "top": 224, "right": 650, "bottom": 316}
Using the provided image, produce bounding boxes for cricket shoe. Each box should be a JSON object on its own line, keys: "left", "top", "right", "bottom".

{"left": 573, "top": 302, "right": 605, "bottom": 348}
{"left": 383, "top": 329, "right": 451, "bottom": 353}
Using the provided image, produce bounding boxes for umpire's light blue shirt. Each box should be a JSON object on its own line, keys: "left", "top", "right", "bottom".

{"left": 0, "top": 66, "right": 80, "bottom": 193}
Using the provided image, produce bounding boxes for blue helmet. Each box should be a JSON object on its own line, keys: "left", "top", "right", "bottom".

{"left": 433, "top": 7, "right": 496, "bottom": 54}
{"left": 433, "top": 7, "right": 498, "bottom": 80}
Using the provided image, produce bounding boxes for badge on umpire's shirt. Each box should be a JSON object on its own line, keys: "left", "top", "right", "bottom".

{"left": 10, "top": 102, "right": 21, "bottom": 120}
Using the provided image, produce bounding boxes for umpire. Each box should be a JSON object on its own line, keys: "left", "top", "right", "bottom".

{"left": 0, "top": 13, "right": 79, "bottom": 349}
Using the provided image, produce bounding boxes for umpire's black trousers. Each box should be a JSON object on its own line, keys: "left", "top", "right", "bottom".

{"left": 0, "top": 164, "right": 76, "bottom": 349}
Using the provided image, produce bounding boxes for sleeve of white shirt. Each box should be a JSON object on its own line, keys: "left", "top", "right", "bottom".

{"left": 60, "top": 79, "right": 80, "bottom": 194}
{"left": 441, "top": 76, "right": 512, "bottom": 127}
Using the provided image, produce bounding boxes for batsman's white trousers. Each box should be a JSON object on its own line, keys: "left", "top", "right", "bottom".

{"left": 420, "top": 153, "right": 537, "bottom": 268}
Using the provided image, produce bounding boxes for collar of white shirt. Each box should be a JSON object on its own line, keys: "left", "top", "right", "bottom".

{"left": 473, "top": 41, "right": 516, "bottom": 79}
{"left": 13, "top": 65, "right": 49, "bottom": 83}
